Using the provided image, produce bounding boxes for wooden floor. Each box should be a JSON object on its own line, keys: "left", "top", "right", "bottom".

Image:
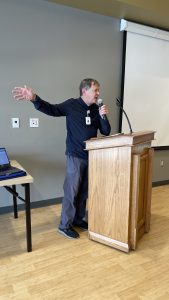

{"left": 1, "top": 186, "right": 169, "bottom": 300}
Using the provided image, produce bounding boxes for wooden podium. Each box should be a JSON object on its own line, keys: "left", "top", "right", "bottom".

{"left": 85, "top": 131, "right": 155, "bottom": 253}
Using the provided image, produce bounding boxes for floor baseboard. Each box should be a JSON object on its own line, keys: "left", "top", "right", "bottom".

{"left": 0, "top": 197, "right": 62, "bottom": 215}
{"left": 152, "top": 180, "right": 169, "bottom": 187}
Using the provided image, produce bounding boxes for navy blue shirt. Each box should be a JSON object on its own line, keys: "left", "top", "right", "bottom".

{"left": 32, "top": 96, "right": 111, "bottom": 159}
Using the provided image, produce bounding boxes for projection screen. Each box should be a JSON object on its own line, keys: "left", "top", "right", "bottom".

{"left": 120, "top": 19, "right": 169, "bottom": 148}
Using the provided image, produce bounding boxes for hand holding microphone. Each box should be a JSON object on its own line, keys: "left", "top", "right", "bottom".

{"left": 97, "top": 99, "right": 108, "bottom": 120}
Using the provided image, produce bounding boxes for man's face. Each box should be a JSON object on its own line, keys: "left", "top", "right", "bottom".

{"left": 82, "top": 83, "right": 100, "bottom": 105}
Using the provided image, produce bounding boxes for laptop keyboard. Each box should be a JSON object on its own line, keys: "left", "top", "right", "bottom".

{"left": 0, "top": 166, "right": 21, "bottom": 175}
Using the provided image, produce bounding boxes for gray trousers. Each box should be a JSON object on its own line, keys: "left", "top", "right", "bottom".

{"left": 59, "top": 155, "right": 88, "bottom": 229}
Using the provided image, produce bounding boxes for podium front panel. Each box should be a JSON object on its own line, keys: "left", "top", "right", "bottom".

{"left": 88, "top": 146, "right": 132, "bottom": 251}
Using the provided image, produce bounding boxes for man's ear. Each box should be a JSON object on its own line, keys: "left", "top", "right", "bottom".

{"left": 81, "top": 88, "right": 86, "bottom": 96}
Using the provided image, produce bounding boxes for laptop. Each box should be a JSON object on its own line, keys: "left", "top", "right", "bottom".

{"left": 0, "top": 147, "right": 26, "bottom": 180}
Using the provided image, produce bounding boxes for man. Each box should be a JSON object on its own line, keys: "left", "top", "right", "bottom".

{"left": 12, "top": 78, "right": 111, "bottom": 239}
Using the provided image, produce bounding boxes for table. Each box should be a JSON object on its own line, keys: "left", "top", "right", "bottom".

{"left": 0, "top": 160, "right": 34, "bottom": 252}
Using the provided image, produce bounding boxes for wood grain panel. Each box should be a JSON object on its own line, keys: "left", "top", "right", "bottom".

{"left": 88, "top": 147, "right": 132, "bottom": 245}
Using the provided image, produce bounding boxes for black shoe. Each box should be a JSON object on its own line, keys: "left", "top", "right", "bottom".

{"left": 72, "top": 220, "right": 88, "bottom": 231}
{"left": 58, "top": 227, "right": 80, "bottom": 239}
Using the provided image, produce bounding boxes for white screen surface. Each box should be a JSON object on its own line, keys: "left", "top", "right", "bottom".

{"left": 122, "top": 23, "right": 169, "bottom": 147}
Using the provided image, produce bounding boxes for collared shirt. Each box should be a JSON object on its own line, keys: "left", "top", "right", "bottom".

{"left": 32, "top": 96, "right": 111, "bottom": 159}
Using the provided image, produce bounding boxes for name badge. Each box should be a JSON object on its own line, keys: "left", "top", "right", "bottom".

{"left": 85, "top": 117, "right": 91, "bottom": 125}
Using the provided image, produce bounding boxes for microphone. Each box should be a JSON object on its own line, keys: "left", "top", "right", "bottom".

{"left": 115, "top": 98, "right": 133, "bottom": 134}
{"left": 97, "top": 99, "right": 107, "bottom": 120}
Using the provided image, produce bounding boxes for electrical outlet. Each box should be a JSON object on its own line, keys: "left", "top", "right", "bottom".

{"left": 30, "top": 118, "right": 39, "bottom": 128}
{"left": 12, "top": 117, "right": 19, "bottom": 128}
{"left": 160, "top": 160, "right": 164, "bottom": 167}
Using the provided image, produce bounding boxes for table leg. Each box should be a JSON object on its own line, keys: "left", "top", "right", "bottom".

{"left": 25, "top": 183, "right": 32, "bottom": 252}
{"left": 12, "top": 185, "right": 18, "bottom": 218}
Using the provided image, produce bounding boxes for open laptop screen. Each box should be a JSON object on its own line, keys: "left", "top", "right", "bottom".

{"left": 0, "top": 148, "right": 10, "bottom": 169}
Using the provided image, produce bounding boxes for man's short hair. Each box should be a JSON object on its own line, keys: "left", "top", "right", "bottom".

{"left": 79, "top": 78, "right": 100, "bottom": 96}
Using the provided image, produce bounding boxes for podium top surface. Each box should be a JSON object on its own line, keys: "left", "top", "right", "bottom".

{"left": 85, "top": 130, "right": 155, "bottom": 150}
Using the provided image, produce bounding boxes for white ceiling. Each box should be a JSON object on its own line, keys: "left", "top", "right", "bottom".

{"left": 47, "top": 0, "right": 169, "bottom": 30}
